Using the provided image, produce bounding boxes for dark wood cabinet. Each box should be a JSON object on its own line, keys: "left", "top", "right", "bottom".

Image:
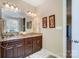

{"left": 33, "top": 36, "right": 42, "bottom": 53}
{"left": 0, "top": 42, "right": 1, "bottom": 58}
{"left": 14, "top": 45, "right": 24, "bottom": 58}
{"left": 1, "top": 39, "right": 24, "bottom": 58}
{"left": 0, "top": 35, "right": 42, "bottom": 58}
{"left": 14, "top": 39, "right": 24, "bottom": 58}
{"left": 1, "top": 41, "right": 14, "bottom": 58}
{"left": 24, "top": 38, "right": 32, "bottom": 57}
{"left": 3, "top": 45, "right": 14, "bottom": 58}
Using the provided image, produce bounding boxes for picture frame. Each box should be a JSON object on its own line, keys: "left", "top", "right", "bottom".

{"left": 42, "top": 17, "right": 47, "bottom": 28}
{"left": 49, "top": 15, "right": 55, "bottom": 28}
{"left": 27, "top": 21, "right": 32, "bottom": 29}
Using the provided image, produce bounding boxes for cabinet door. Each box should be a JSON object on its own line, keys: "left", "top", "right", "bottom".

{"left": 33, "top": 36, "right": 42, "bottom": 53}
{"left": 33, "top": 39, "right": 37, "bottom": 53}
{"left": 4, "top": 46, "right": 14, "bottom": 58}
{"left": 36, "top": 37, "right": 42, "bottom": 51}
{"left": 1, "top": 41, "right": 14, "bottom": 58}
{"left": 2, "top": 46, "right": 14, "bottom": 58}
{"left": 14, "top": 39, "right": 24, "bottom": 58}
{"left": 24, "top": 38, "right": 32, "bottom": 57}
{"left": 0, "top": 42, "right": 1, "bottom": 58}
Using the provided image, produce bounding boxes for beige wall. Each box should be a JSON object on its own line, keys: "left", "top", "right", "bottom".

{"left": 34, "top": 0, "right": 64, "bottom": 57}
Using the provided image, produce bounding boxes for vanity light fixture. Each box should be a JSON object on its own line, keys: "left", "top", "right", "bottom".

{"left": 15, "top": 7, "right": 18, "bottom": 11}
{"left": 27, "top": 11, "right": 37, "bottom": 17}
{"left": 3, "top": 2, "right": 36, "bottom": 17}
{"left": 10, "top": 5, "right": 14, "bottom": 9}
{"left": 3, "top": 2, "right": 19, "bottom": 12}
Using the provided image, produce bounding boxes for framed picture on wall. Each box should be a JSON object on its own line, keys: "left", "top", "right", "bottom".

{"left": 27, "top": 21, "right": 32, "bottom": 29}
{"left": 42, "top": 17, "right": 47, "bottom": 28}
{"left": 49, "top": 15, "right": 55, "bottom": 28}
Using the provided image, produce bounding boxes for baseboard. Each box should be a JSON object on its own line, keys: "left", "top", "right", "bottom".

{"left": 48, "top": 51, "right": 61, "bottom": 58}
{"left": 44, "top": 49, "right": 61, "bottom": 58}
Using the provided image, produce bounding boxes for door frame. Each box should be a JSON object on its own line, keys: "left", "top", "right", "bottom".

{"left": 63, "top": 0, "right": 67, "bottom": 58}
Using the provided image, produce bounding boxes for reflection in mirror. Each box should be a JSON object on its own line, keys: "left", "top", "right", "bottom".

{"left": 0, "top": 7, "right": 33, "bottom": 33}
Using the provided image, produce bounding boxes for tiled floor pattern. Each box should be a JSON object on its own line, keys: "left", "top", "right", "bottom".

{"left": 72, "top": 42, "right": 79, "bottom": 58}
{"left": 26, "top": 49, "right": 56, "bottom": 58}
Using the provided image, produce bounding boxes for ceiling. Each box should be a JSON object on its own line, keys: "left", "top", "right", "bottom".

{"left": 22, "top": 0, "right": 46, "bottom": 7}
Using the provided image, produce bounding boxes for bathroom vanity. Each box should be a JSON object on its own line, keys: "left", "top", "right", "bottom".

{"left": 0, "top": 33, "right": 42, "bottom": 58}
{"left": 0, "top": 3, "right": 42, "bottom": 58}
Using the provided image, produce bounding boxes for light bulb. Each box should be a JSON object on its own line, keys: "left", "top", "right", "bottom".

{"left": 11, "top": 5, "right": 14, "bottom": 9}
{"left": 28, "top": 11, "right": 31, "bottom": 15}
{"left": 15, "top": 7, "right": 18, "bottom": 11}
{"left": 5, "top": 4, "right": 9, "bottom": 8}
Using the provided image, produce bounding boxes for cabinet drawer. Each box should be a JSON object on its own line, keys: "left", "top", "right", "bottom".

{"left": 33, "top": 36, "right": 42, "bottom": 40}
{"left": 1, "top": 41, "right": 15, "bottom": 47}
{"left": 14, "top": 39, "right": 24, "bottom": 44}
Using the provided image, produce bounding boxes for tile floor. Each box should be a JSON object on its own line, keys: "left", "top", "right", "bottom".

{"left": 72, "top": 41, "right": 79, "bottom": 58}
{"left": 26, "top": 49, "right": 56, "bottom": 58}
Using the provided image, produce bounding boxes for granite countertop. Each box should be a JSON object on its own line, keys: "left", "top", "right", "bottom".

{"left": 0, "top": 33, "right": 42, "bottom": 42}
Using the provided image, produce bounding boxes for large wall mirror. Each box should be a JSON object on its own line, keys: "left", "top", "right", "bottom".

{"left": 0, "top": 7, "right": 33, "bottom": 33}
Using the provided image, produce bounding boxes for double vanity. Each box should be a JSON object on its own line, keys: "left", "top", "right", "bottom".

{"left": 0, "top": 1, "right": 42, "bottom": 58}
{"left": 0, "top": 33, "right": 42, "bottom": 58}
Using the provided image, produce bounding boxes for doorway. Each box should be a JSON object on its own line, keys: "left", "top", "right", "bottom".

{"left": 66, "top": 0, "right": 72, "bottom": 58}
